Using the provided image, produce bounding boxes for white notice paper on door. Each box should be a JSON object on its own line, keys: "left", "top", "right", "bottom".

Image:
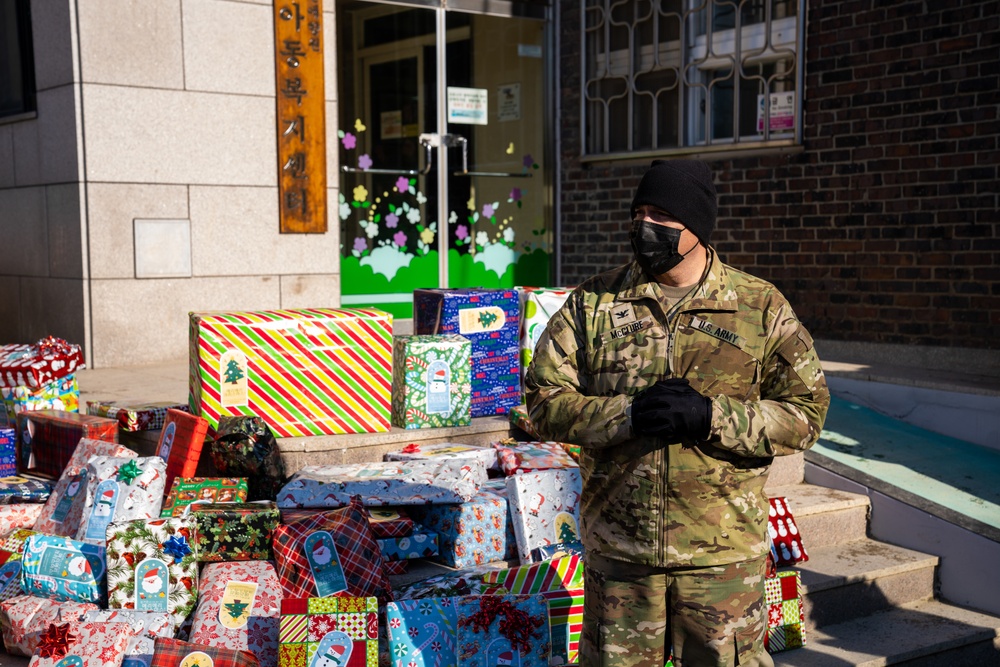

{"left": 447, "top": 87, "right": 488, "bottom": 125}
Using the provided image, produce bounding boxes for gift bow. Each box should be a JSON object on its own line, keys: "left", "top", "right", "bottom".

{"left": 116, "top": 460, "right": 143, "bottom": 484}
{"left": 37, "top": 622, "right": 77, "bottom": 660}
{"left": 35, "top": 336, "right": 77, "bottom": 358}
{"left": 162, "top": 534, "right": 192, "bottom": 560}
{"left": 457, "top": 596, "right": 543, "bottom": 655}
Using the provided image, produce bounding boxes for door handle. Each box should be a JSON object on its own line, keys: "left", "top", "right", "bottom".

{"left": 447, "top": 135, "right": 533, "bottom": 178}
{"left": 340, "top": 135, "right": 435, "bottom": 176}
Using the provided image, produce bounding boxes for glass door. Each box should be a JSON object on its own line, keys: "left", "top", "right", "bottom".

{"left": 337, "top": 0, "right": 551, "bottom": 318}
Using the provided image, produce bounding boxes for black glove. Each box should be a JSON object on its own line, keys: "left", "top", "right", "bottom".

{"left": 630, "top": 378, "right": 712, "bottom": 441}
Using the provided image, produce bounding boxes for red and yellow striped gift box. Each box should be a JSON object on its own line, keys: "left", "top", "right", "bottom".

{"left": 189, "top": 308, "right": 392, "bottom": 437}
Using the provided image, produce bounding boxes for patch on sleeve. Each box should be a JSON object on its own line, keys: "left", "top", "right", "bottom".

{"left": 690, "top": 316, "right": 747, "bottom": 349}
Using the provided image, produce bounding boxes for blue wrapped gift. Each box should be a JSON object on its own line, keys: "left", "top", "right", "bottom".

{"left": 0, "top": 428, "right": 14, "bottom": 477}
{"left": 19, "top": 533, "right": 107, "bottom": 603}
{"left": 413, "top": 288, "right": 521, "bottom": 418}
{"left": 385, "top": 597, "right": 458, "bottom": 667}
{"left": 0, "top": 475, "right": 52, "bottom": 504}
{"left": 411, "top": 480, "right": 514, "bottom": 569}
{"left": 377, "top": 529, "right": 439, "bottom": 562}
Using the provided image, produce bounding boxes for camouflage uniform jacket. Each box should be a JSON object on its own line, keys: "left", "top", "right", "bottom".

{"left": 524, "top": 251, "right": 830, "bottom": 568}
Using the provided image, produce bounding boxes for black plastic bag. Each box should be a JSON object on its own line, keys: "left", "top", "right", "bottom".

{"left": 209, "top": 415, "right": 287, "bottom": 501}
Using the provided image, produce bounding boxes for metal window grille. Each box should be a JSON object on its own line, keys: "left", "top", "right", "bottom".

{"left": 582, "top": 0, "right": 803, "bottom": 159}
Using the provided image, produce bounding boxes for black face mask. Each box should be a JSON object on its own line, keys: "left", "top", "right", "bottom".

{"left": 630, "top": 220, "right": 692, "bottom": 276}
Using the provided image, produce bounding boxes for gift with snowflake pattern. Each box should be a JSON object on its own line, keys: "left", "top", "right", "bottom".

{"left": 26, "top": 618, "right": 136, "bottom": 667}
{"left": 82, "top": 610, "right": 174, "bottom": 667}
{"left": 0, "top": 594, "right": 98, "bottom": 656}
{"left": 189, "top": 561, "right": 282, "bottom": 667}
{"left": 278, "top": 596, "right": 378, "bottom": 667}
{"left": 0, "top": 503, "right": 45, "bottom": 536}
{"left": 105, "top": 517, "right": 199, "bottom": 632}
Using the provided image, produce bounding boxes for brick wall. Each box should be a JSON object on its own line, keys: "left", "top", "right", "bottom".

{"left": 558, "top": 0, "right": 999, "bottom": 349}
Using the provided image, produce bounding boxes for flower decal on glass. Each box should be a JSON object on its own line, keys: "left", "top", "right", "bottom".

{"left": 395, "top": 176, "right": 410, "bottom": 192}
{"left": 386, "top": 212, "right": 399, "bottom": 229}
{"left": 353, "top": 185, "right": 369, "bottom": 203}
{"left": 393, "top": 231, "right": 407, "bottom": 247}
{"left": 341, "top": 133, "right": 356, "bottom": 150}
{"left": 358, "top": 154, "right": 373, "bottom": 171}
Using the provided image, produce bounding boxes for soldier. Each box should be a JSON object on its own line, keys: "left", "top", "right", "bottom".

{"left": 524, "top": 160, "right": 830, "bottom": 667}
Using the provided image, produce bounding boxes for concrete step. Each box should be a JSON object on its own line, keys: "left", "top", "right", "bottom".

{"left": 770, "top": 483, "right": 870, "bottom": 549}
{"left": 771, "top": 599, "right": 1000, "bottom": 666}
{"left": 795, "top": 539, "right": 938, "bottom": 631}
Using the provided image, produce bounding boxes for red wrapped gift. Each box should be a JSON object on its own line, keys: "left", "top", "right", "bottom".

{"left": 0, "top": 338, "right": 84, "bottom": 390}
{"left": 272, "top": 497, "right": 393, "bottom": 604}
{"left": 151, "top": 637, "right": 260, "bottom": 667}
{"left": 769, "top": 497, "right": 808, "bottom": 567}
{"left": 17, "top": 411, "right": 119, "bottom": 479}
{"left": 156, "top": 409, "right": 209, "bottom": 493}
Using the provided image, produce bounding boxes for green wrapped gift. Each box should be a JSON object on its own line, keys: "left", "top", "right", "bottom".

{"left": 391, "top": 335, "right": 471, "bottom": 429}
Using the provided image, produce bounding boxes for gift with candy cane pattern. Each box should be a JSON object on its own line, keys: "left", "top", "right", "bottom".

{"left": 390, "top": 335, "right": 471, "bottom": 430}
{"left": 20, "top": 534, "right": 107, "bottom": 604}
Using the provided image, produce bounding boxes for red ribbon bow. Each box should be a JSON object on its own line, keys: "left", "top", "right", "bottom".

{"left": 35, "top": 336, "right": 75, "bottom": 358}
{"left": 458, "top": 596, "right": 543, "bottom": 655}
{"left": 37, "top": 623, "right": 77, "bottom": 660}
{"left": 401, "top": 443, "right": 420, "bottom": 454}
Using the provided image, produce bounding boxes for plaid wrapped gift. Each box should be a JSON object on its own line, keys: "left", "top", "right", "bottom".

{"left": 506, "top": 469, "right": 582, "bottom": 564}
{"left": 493, "top": 441, "right": 578, "bottom": 476}
{"left": 87, "top": 401, "right": 190, "bottom": 432}
{"left": 0, "top": 475, "right": 53, "bottom": 504}
{"left": 384, "top": 442, "right": 499, "bottom": 474}
{"left": 157, "top": 409, "right": 210, "bottom": 494}
{"left": 272, "top": 497, "right": 392, "bottom": 603}
{"left": 151, "top": 637, "right": 260, "bottom": 667}
{"left": 2, "top": 375, "right": 79, "bottom": 431}
{"left": 278, "top": 596, "right": 378, "bottom": 667}
{"left": 0, "top": 427, "right": 14, "bottom": 475}
{"left": 764, "top": 571, "right": 805, "bottom": 653}
{"left": 276, "top": 460, "right": 487, "bottom": 509}
{"left": 34, "top": 439, "right": 137, "bottom": 536}
{"left": 106, "top": 518, "right": 199, "bottom": 632}
{"left": 20, "top": 534, "right": 106, "bottom": 604}
{"left": 161, "top": 478, "right": 249, "bottom": 518}
{"left": 0, "top": 503, "right": 45, "bottom": 535}
{"left": 189, "top": 501, "right": 279, "bottom": 562}
{"left": 17, "top": 411, "right": 119, "bottom": 479}
{"left": 26, "top": 619, "right": 137, "bottom": 667}
{"left": 0, "top": 338, "right": 84, "bottom": 390}
{"left": 189, "top": 308, "right": 392, "bottom": 438}
{"left": 376, "top": 529, "right": 438, "bottom": 562}
{"left": 769, "top": 497, "right": 808, "bottom": 567}
{"left": 384, "top": 597, "right": 457, "bottom": 667}
{"left": 481, "top": 556, "right": 584, "bottom": 664}
{"left": 454, "top": 595, "right": 550, "bottom": 667}
{"left": 190, "top": 561, "right": 282, "bottom": 667}
{"left": 0, "top": 595, "right": 98, "bottom": 656}
{"left": 77, "top": 457, "right": 168, "bottom": 545}
{"left": 82, "top": 610, "right": 174, "bottom": 667}
{"left": 0, "top": 548, "right": 23, "bottom": 601}
{"left": 383, "top": 560, "right": 408, "bottom": 576}
{"left": 390, "top": 335, "right": 472, "bottom": 430}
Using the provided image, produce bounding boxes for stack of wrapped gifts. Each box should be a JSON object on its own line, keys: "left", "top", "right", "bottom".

{"left": 0, "top": 292, "right": 811, "bottom": 667}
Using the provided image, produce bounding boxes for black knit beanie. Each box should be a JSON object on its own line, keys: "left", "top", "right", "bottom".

{"left": 630, "top": 159, "right": 718, "bottom": 247}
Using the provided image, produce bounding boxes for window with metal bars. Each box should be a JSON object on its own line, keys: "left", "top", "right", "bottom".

{"left": 582, "top": 0, "right": 801, "bottom": 159}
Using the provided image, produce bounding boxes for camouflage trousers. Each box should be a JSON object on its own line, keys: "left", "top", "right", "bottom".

{"left": 581, "top": 553, "right": 774, "bottom": 667}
